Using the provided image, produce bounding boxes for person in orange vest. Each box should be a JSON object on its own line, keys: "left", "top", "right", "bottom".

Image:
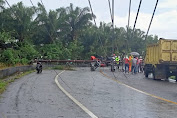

{"left": 91, "top": 56, "right": 96, "bottom": 60}
{"left": 129, "top": 55, "right": 132, "bottom": 72}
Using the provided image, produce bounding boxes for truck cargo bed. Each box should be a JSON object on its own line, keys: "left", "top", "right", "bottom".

{"left": 145, "top": 39, "right": 177, "bottom": 65}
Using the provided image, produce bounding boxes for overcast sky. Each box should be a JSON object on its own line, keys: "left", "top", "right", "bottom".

{"left": 5, "top": 0, "right": 177, "bottom": 39}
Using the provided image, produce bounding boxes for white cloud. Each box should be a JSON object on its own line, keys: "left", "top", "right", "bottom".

{"left": 158, "top": 0, "right": 177, "bottom": 8}
{"left": 96, "top": 10, "right": 177, "bottom": 39}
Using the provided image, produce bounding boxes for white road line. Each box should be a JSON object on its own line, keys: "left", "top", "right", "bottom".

{"left": 1, "top": 112, "right": 7, "bottom": 118}
{"left": 55, "top": 70, "right": 98, "bottom": 118}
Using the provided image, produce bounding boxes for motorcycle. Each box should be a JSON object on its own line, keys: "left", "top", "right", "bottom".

{"left": 36, "top": 64, "right": 42, "bottom": 74}
{"left": 90, "top": 60, "right": 100, "bottom": 71}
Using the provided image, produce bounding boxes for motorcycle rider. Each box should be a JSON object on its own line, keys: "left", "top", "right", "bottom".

{"left": 36, "top": 62, "right": 42, "bottom": 73}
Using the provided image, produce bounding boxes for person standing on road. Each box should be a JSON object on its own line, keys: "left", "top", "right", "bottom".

{"left": 132, "top": 57, "right": 137, "bottom": 74}
{"left": 139, "top": 56, "right": 143, "bottom": 73}
{"left": 115, "top": 56, "right": 120, "bottom": 70}
{"left": 124, "top": 56, "right": 129, "bottom": 73}
{"left": 129, "top": 55, "right": 132, "bottom": 72}
{"left": 136, "top": 57, "right": 140, "bottom": 73}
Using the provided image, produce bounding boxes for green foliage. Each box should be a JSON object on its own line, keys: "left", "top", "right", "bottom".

{"left": 0, "top": 1, "right": 159, "bottom": 65}
{"left": 0, "top": 42, "right": 38, "bottom": 65}
{"left": 39, "top": 42, "right": 63, "bottom": 59}
{"left": 0, "top": 49, "right": 19, "bottom": 65}
{"left": 18, "top": 43, "right": 38, "bottom": 60}
{"left": 0, "top": 70, "right": 35, "bottom": 94}
{"left": 0, "top": 80, "right": 7, "bottom": 94}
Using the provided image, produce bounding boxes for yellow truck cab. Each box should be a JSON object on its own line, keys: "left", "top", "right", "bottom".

{"left": 144, "top": 38, "right": 177, "bottom": 80}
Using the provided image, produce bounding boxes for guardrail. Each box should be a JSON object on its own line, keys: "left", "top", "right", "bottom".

{"left": 0, "top": 60, "right": 124, "bottom": 79}
{"left": 0, "top": 65, "right": 35, "bottom": 79}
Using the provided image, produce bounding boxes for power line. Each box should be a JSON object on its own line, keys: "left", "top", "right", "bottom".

{"left": 88, "top": 0, "right": 96, "bottom": 25}
{"left": 111, "top": 0, "right": 114, "bottom": 55}
{"left": 40, "top": 0, "right": 60, "bottom": 42}
{"left": 4, "top": 0, "right": 22, "bottom": 22}
{"left": 30, "top": 0, "right": 67, "bottom": 60}
{"left": 107, "top": 0, "right": 113, "bottom": 23}
{"left": 107, "top": 0, "right": 115, "bottom": 72}
{"left": 112, "top": 0, "right": 114, "bottom": 27}
{"left": 126, "top": 0, "right": 131, "bottom": 53}
{"left": 107, "top": 0, "right": 114, "bottom": 54}
{"left": 127, "top": 0, "right": 131, "bottom": 29}
{"left": 144, "top": 0, "right": 159, "bottom": 40}
{"left": 132, "top": 0, "right": 142, "bottom": 38}
{"left": 30, "top": 0, "right": 55, "bottom": 42}
{"left": 88, "top": 0, "right": 107, "bottom": 56}
{"left": 4, "top": 0, "right": 11, "bottom": 8}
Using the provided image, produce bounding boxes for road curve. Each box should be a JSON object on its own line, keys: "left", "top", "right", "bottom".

{"left": 0, "top": 70, "right": 90, "bottom": 118}
{"left": 0, "top": 67, "right": 177, "bottom": 118}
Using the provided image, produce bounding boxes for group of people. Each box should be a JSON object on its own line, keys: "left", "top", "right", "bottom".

{"left": 111, "top": 54, "right": 143, "bottom": 74}
{"left": 124, "top": 55, "right": 143, "bottom": 74}
{"left": 90, "top": 54, "right": 143, "bottom": 74}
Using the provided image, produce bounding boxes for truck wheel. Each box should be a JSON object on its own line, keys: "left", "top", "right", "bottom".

{"left": 165, "top": 74, "right": 169, "bottom": 81}
{"left": 111, "top": 65, "right": 115, "bottom": 72}
{"left": 145, "top": 72, "right": 148, "bottom": 78}
{"left": 152, "top": 68, "right": 156, "bottom": 80}
{"left": 153, "top": 72, "right": 156, "bottom": 80}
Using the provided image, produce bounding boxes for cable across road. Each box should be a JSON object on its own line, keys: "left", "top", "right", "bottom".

{"left": 132, "top": 0, "right": 143, "bottom": 38}
{"left": 126, "top": 0, "right": 132, "bottom": 53}
{"left": 87, "top": 0, "right": 107, "bottom": 56}
{"left": 144, "top": 0, "right": 159, "bottom": 40}
{"left": 29, "top": 0, "right": 55, "bottom": 43}
{"left": 4, "top": 0, "right": 22, "bottom": 22}
{"left": 107, "top": 0, "right": 113, "bottom": 23}
{"left": 40, "top": 0, "right": 61, "bottom": 41}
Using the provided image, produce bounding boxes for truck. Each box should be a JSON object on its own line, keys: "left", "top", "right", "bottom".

{"left": 144, "top": 38, "right": 177, "bottom": 80}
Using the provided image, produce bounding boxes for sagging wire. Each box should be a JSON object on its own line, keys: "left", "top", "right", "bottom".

{"left": 40, "top": 0, "right": 60, "bottom": 40}
{"left": 30, "top": 0, "right": 66, "bottom": 59}
{"left": 107, "top": 0, "right": 116, "bottom": 72}
{"left": 107, "top": 0, "right": 113, "bottom": 23}
{"left": 126, "top": 0, "right": 131, "bottom": 53}
{"left": 107, "top": 0, "right": 117, "bottom": 56}
{"left": 127, "top": 0, "right": 131, "bottom": 29}
{"left": 40, "top": 0, "right": 60, "bottom": 43}
{"left": 4, "top": 0, "right": 22, "bottom": 23}
{"left": 131, "top": 0, "right": 143, "bottom": 39}
{"left": 88, "top": 0, "right": 107, "bottom": 56}
{"left": 30, "top": 0, "right": 54, "bottom": 42}
{"left": 144, "top": 0, "right": 159, "bottom": 40}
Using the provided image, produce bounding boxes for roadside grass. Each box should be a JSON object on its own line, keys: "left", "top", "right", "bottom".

{"left": 52, "top": 65, "right": 75, "bottom": 71}
{"left": 0, "top": 70, "right": 35, "bottom": 95}
{"left": 0, "top": 80, "right": 8, "bottom": 94}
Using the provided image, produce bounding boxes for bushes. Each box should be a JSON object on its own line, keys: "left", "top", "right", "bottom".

{"left": 0, "top": 49, "right": 18, "bottom": 65}
{"left": 0, "top": 43, "right": 38, "bottom": 65}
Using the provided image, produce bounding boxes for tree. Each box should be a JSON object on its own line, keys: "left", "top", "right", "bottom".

{"left": 1, "top": 2, "right": 35, "bottom": 42}
{"left": 60, "top": 3, "right": 93, "bottom": 42}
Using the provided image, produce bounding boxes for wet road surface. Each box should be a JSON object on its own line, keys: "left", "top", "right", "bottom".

{"left": 0, "top": 67, "right": 177, "bottom": 118}
{"left": 101, "top": 67, "right": 177, "bottom": 103}
{"left": 0, "top": 70, "right": 90, "bottom": 118}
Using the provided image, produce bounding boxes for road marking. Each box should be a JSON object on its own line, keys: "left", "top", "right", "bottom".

{"left": 1, "top": 112, "right": 7, "bottom": 118}
{"left": 100, "top": 70, "right": 177, "bottom": 105}
{"left": 55, "top": 70, "right": 98, "bottom": 118}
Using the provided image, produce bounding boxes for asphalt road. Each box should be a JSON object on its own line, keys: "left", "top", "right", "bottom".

{"left": 0, "top": 67, "right": 177, "bottom": 118}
